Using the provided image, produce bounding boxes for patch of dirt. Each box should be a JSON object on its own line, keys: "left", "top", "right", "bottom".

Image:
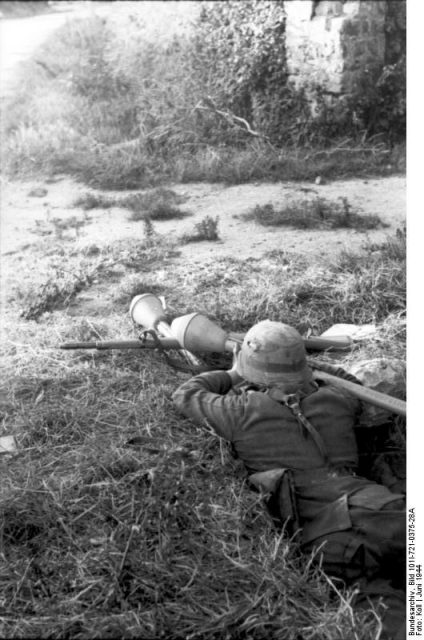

{"left": 0, "top": 175, "right": 406, "bottom": 265}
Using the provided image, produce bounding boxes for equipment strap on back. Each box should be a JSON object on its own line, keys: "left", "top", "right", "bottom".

{"left": 283, "top": 393, "right": 329, "bottom": 464}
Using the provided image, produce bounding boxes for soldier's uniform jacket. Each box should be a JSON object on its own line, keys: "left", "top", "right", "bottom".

{"left": 173, "top": 367, "right": 406, "bottom": 639}
{"left": 172, "top": 369, "right": 404, "bottom": 547}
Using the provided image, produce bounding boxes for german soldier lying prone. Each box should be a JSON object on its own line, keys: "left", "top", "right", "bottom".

{"left": 173, "top": 321, "right": 406, "bottom": 640}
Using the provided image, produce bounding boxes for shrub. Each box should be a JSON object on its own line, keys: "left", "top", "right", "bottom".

{"left": 180, "top": 216, "right": 220, "bottom": 243}
{"left": 306, "top": 55, "right": 406, "bottom": 145}
{"left": 191, "top": 1, "right": 304, "bottom": 146}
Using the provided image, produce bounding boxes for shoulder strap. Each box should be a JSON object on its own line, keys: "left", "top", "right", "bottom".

{"left": 283, "top": 393, "right": 329, "bottom": 464}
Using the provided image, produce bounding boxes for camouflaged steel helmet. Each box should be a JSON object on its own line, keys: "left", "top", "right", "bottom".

{"left": 236, "top": 320, "right": 313, "bottom": 391}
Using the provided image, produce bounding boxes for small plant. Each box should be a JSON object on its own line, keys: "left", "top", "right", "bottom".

{"left": 241, "top": 197, "right": 387, "bottom": 231}
{"left": 32, "top": 214, "right": 91, "bottom": 239}
{"left": 180, "top": 216, "right": 220, "bottom": 243}
{"left": 367, "top": 224, "right": 406, "bottom": 262}
{"left": 142, "top": 215, "right": 158, "bottom": 247}
{"left": 143, "top": 215, "right": 155, "bottom": 238}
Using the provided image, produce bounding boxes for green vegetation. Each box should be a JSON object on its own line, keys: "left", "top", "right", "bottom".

{"left": 180, "top": 215, "right": 220, "bottom": 243}
{"left": 73, "top": 188, "right": 190, "bottom": 221}
{"left": 124, "top": 189, "right": 189, "bottom": 222}
{"left": 241, "top": 197, "right": 387, "bottom": 231}
{"left": 32, "top": 213, "right": 92, "bottom": 239}
{"left": 0, "top": 227, "right": 405, "bottom": 638}
{"left": 9, "top": 234, "right": 178, "bottom": 321}
{"left": 1, "top": 3, "right": 405, "bottom": 189}
{"left": 72, "top": 193, "right": 119, "bottom": 211}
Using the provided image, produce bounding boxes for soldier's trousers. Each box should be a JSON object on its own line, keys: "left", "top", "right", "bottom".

{"left": 302, "top": 497, "right": 406, "bottom": 586}
{"left": 271, "top": 470, "right": 406, "bottom": 639}
{"left": 298, "top": 483, "right": 406, "bottom": 640}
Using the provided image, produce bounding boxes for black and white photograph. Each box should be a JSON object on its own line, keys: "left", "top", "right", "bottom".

{"left": 0, "top": 1, "right": 412, "bottom": 639}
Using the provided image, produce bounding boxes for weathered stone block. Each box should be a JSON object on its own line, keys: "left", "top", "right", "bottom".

{"left": 285, "top": 0, "right": 314, "bottom": 23}
{"left": 285, "top": 0, "right": 404, "bottom": 104}
{"left": 361, "top": 19, "right": 369, "bottom": 35}
{"left": 341, "top": 19, "right": 361, "bottom": 37}
{"left": 342, "top": 1, "right": 361, "bottom": 17}
{"left": 313, "top": 1, "right": 345, "bottom": 17}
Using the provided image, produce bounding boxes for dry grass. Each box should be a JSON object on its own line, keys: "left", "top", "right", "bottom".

{"left": 240, "top": 197, "right": 387, "bottom": 231}
{"left": 72, "top": 193, "right": 120, "bottom": 211}
{"left": 6, "top": 234, "right": 179, "bottom": 321}
{"left": 0, "top": 226, "right": 405, "bottom": 639}
{"left": 0, "top": 345, "right": 382, "bottom": 639}
{"left": 174, "top": 143, "right": 404, "bottom": 186}
{"left": 73, "top": 188, "right": 190, "bottom": 222}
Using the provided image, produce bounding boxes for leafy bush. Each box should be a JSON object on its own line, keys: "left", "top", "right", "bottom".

{"left": 191, "top": 1, "right": 309, "bottom": 146}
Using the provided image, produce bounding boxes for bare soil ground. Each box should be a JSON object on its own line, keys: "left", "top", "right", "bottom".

{"left": 1, "top": 175, "right": 406, "bottom": 263}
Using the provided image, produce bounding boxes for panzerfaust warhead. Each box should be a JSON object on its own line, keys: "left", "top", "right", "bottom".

{"left": 59, "top": 293, "right": 406, "bottom": 418}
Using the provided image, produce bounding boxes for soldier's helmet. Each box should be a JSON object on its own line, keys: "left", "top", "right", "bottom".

{"left": 236, "top": 320, "right": 313, "bottom": 392}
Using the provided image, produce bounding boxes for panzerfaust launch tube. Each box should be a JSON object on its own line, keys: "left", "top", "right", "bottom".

{"left": 311, "top": 369, "right": 406, "bottom": 418}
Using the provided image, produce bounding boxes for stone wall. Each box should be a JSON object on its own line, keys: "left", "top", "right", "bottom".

{"left": 285, "top": 0, "right": 405, "bottom": 99}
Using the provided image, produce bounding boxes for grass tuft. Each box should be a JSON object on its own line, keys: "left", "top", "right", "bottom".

{"left": 125, "top": 188, "right": 190, "bottom": 222}
{"left": 175, "top": 143, "right": 404, "bottom": 186}
{"left": 72, "top": 192, "right": 119, "bottom": 210}
{"left": 72, "top": 187, "right": 190, "bottom": 221}
{"left": 241, "top": 197, "right": 387, "bottom": 231}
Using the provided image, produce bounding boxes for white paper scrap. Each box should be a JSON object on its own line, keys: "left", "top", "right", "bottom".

{"left": 320, "top": 324, "right": 377, "bottom": 341}
{"left": 0, "top": 435, "right": 17, "bottom": 454}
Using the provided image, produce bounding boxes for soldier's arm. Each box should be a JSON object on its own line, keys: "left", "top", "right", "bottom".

{"left": 172, "top": 370, "right": 245, "bottom": 440}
